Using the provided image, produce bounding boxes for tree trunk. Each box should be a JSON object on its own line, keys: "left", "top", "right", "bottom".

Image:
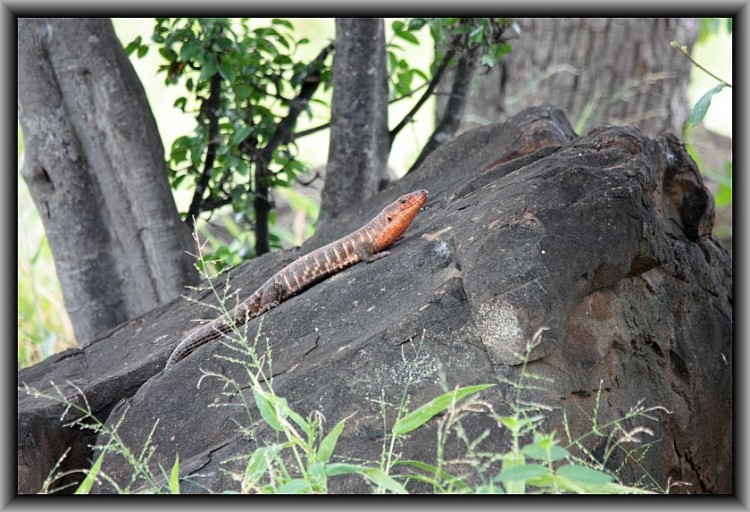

{"left": 18, "top": 18, "right": 198, "bottom": 347}
{"left": 319, "top": 18, "right": 389, "bottom": 227}
{"left": 457, "top": 18, "right": 699, "bottom": 137}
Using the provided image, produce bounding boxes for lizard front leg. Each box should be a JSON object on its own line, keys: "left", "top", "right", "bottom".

{"left": 363, "top": 250, "right": 390, "bottom": 263}
{"left": 252, "top": 281, "right": 285, "bottom": 318}
{"left": 355, "top": 242, "right": 390, "bottom": 263}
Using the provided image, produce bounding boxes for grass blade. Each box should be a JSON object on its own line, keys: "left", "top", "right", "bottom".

{"left": 392, "top": 384, "right": 494, "bottom": 436}
{"left": 360, "top": 468, "right": 408, "bottom": 494}
{"left": 74, "top": 451, "right": 105, "bottom": 494}
{"left": 317, "top": 417, "right": 347, "bottom": 463}
{"left": 168, "top": 455, "right": 180, "bottom": 494}
{"left": 253, "top": 388, "right": 283, "bottom": 431}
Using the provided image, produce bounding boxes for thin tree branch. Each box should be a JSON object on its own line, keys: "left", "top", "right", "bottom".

{"left": 670, "top": 41, "right": 732, "bottom": 87}
{"left": 259, "top": 42, "right": 334, "bottom": 163}
{"left": 388, "top": 80, "right": 430, "bottom": 104}
{"left": 185, "top": 71, "right": 222, "bottom": 228}
{"left": 388, "top": 35, "right": 461, "bottom": 146}
{"left": 253, "top": 42, "right": 334, "bottom": 256}
{"left": 200, "top": 195, "right": 233, "bottom": 211}
{"left": 246, "top": 79, "right": 295, "bottom": 103}
{"left": 408, "top": 48, "right": 479, "bottom": 173}
{"left": 290, "top": 121, "right": 331, "bottom": 141}
{"left": 291, "top": 78, "right": 432, "bottom": 143}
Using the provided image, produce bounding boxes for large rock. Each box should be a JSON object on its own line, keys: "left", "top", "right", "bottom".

{"left": 18, "top": 106, "right": 732, "bottom": 494}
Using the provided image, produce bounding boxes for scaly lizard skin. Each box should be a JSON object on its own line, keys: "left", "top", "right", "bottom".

{"left": 166, "top": 189, "right": 428, "bottom": 367}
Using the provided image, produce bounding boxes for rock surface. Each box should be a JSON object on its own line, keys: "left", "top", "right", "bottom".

{"left": 18, "top": 106, "right": 732, "bottom": 494}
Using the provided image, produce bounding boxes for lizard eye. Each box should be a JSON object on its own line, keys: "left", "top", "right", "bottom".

{"left": 387, "top": 215, "right": 392, "bottom": 222}
{"left": 399, "top": 198, "right": 407, "bottom": 204}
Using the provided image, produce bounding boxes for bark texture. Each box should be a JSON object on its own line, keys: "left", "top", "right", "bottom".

{"left": 318, "top": 18, "right": 389, "bottom": 227}
{"left": 18, "top": 18, "right": 198, "bottom": 346}
{"left": 458, "top": 18, "right": 699, "bottom": 136}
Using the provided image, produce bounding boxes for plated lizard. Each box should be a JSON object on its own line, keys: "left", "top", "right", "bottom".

{"left": 166, "top": 189, "right": 428, "bottom": 367}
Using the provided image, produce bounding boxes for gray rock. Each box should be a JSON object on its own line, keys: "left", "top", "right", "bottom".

{"left": 18, "top": 106, "right": 731, "bottom": 494}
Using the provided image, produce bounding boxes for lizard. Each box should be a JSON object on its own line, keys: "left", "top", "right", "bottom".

{"left": 166, "top": 189, "right": 428, "bottom": 367}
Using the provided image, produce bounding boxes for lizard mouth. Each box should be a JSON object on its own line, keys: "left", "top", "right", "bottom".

{"left": 412, "top": 189, "right": 428, "bottom": 209}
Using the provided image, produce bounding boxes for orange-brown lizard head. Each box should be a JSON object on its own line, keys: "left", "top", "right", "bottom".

{"left": 372, "top": 189, "right": 428, "bottom": 251}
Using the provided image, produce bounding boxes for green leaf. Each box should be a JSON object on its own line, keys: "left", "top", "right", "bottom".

{"left": 218, "top": 60, "right": 236, "bottom": 82}
{"left": 412, "top": 68, "right": 428, "bottom": 81}
{"left": 395, "top": 69, "right": 414, "bottom": 96}
{"left": 278, "top": 479, "right": 311, "bottom": 494}
{"left": 272, "top": 18, "right": 294, "bottom": 29}
{"left": 74, "top": 451, "right": 105, "bottom": 494}
{"left": 524, "top": 473, "right": 556, "bottom": 488}
{"left": 359, "top": 468, "right": 408, "bottom": 494}
{"left": 521, "top": 441, "right": 570, "bottom": 462}
{"left": 280, "top": 400, "right": 311, "bottom": 436}
{"left": 469, "top": 25, "right": 484, "bottom": 43}
{"left": 689, "top": 83, "right": 726, "bottom": 127}
{"left": 259, "top": 391, "right": 312, "bottom": 437}
{"left": 556, "top": 464, "right": 614, "bottom": 485}
{"left": 180, "top": 40, "right": 202, "bottom": 62}
{"left": 137, "top": 45, "right": 149, "bottom": 58}
{"left": 216, "top": 36, "right": 232, "bottom": 49}
{"left": 408, "top": 18, "right": 427, "bottom": 31}
{"left": 189, "top": 143, "right": 203, "bottom": 169}
{"left": 394, "top": 460, "right": 470, "bottom": 492}
{"left": 200, "top": 58, "right": 218, "bottom": 80}
{"left": 124, "top": 36, "right": 142, "bottom": 56}
{"left": 387, "top": 51, "right": 398, "bottom": 74}
{"left": 497, "top": 42, "right": 513, "bottom": 56}
{"left": 230, "top": 125, "right": 253, "bottom": 146}
{"left": 392, "top": 384, "right": 494, "bottom": 435}
{"left": 317, "top": 417, "right": 347, "bottom": 463}
{"left": 158, "top": 46, "right": 177, "bottom": 62}
{"left": 497, "top": 414, "right": 544, "bottom": 434}
{"left": 233, "top": 83, "right": 252, "bottom": 101}
{"left": 497, "top": 464, "right": 549, "bottom": 482}
{"left": 475, "top": 483, "right": 505, "bottom": 494}
{"left": 325, "top": 463, "right": 368, "bottom": 477}
{"left": 173, "top": 96, "right": 188, "bottom": 112}
{"left": 308, "top": 460, "right": 327, "bottom": 491}
{"left": 253, "top": 388, "right": 283, "bottom": 431}
{"left": 324, "top": 464, "right": 407, "bottom": 493}
{"left": 481, "top": 53, "right": 499, "bottom": 68}
{"left": 586, "top": 482, "right": 655, "bottom": 494}
{"left": 396, "top": 30, "right": 419, "bottom": 45}
{"left": 499, "top": 450, "right": 525, "bottom": 493}
{"left": 168, "top": 454, "right": 180, "bottom": 494}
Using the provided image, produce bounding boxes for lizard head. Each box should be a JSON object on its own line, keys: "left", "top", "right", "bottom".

{"left": 373, "top": 189, "right": 428, "bottom": 251}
